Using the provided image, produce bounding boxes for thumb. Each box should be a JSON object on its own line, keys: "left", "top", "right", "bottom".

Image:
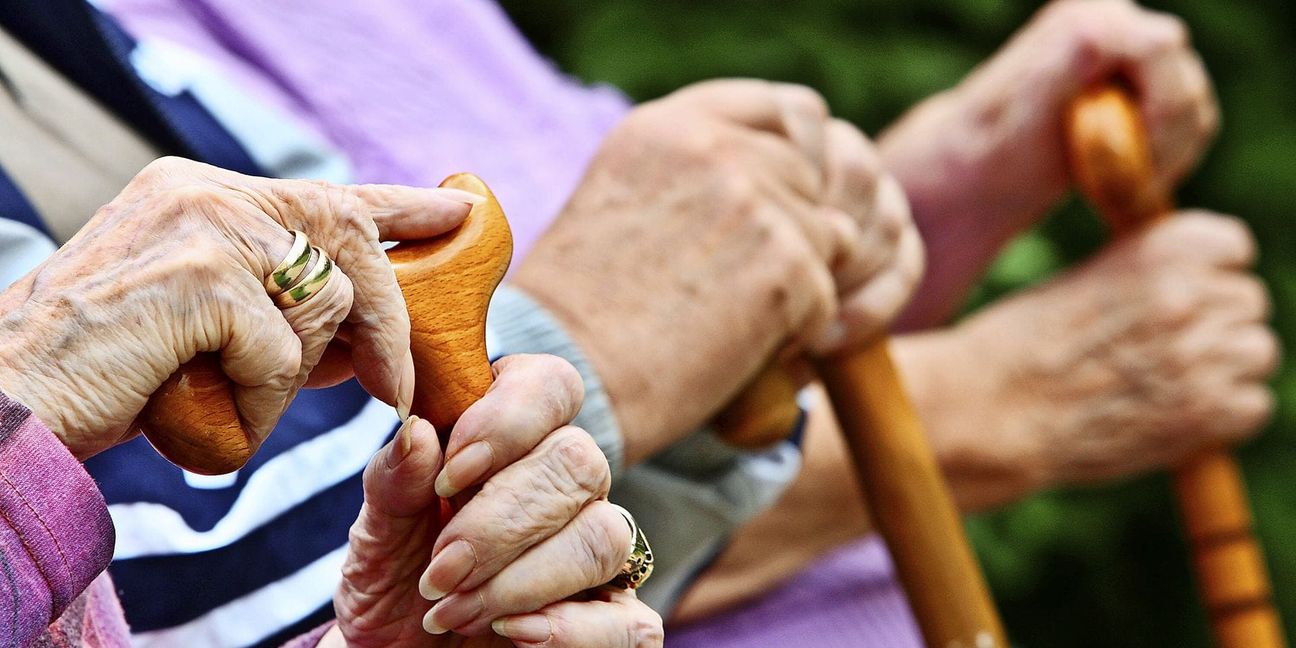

{"left": 362, "top": 415, "right": 444, "bottom": 518}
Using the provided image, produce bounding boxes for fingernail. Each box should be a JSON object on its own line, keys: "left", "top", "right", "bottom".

{"left": 397, "top": 350, "right": 415, "bottom": 420}
{"left": 422, "top": 607, "right": 448, "bottom": 635}
{"left": 435, "top": 441, "right": 494, "bottom": 498}
{"left": 386, "top": 415, "right": 419, "bottom": 469}
{"left": 420, "top": 539, "right": 476, "bottom": 600}
{"left": 492, "top": 615, "right": 551, "bottom": 642}
{"left": 427, "top": 592, "right": 483, "bottom": 635}
{"left": 433, "top": 187, "right": 486, "bottom": 206}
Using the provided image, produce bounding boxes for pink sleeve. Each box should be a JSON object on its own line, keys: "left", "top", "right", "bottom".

{"left": 281, "top": 621, "right": 336, "bottom": 647}
{"left": 0, "top": 391, "right": 120, "bottom": 646}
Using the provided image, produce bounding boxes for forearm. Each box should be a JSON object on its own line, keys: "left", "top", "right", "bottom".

{"left": 893, "top": 327, "right": 1046, "bottom": 511}
{"left": 880, "top": 88, "right": 1062, "bottom": 331}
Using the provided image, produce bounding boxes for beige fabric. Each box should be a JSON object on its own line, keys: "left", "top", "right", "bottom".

{"left": 0, "top": 26, "right": 161, "bottom": 243}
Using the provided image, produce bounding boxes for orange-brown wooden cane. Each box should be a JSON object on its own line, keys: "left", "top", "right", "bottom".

{"left": 719, "top": 348, "right": 1008, "bottom": 647}
{"left": 716, "top": 223, "right": 1008, "bottom": 643}
{"left": 137, "top": 173, "right": 511, "bottom": 473}
{"left": 1067, "top": 85, "right": 1284, "bottom": 648}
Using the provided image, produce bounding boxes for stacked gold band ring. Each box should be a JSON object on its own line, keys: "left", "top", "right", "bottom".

{"left": 607, "top": 503, "right": 654, "bottom": 590}
{"left": 266, "top": 230, "right": 333, "bottom": 307}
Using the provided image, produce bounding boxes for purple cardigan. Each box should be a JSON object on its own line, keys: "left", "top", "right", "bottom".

{"left": 0, "top": 392, "right": 331, "bottom": 647}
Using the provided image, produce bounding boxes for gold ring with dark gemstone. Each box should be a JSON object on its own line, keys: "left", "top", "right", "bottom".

{"left": 607, "top": 503, "right": 653, "bottom": 590}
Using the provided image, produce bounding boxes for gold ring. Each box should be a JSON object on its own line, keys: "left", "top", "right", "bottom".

{"left": 607, "top": 504, "right": 653, "bottom": 590}
{"left": 265, "top": 230, "right": 312, "bottom": 296}
{"left": 273, "top": 246, "right": 333, "bottom": 308}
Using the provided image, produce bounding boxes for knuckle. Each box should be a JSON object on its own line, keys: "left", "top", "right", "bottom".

{"left": 633, "top": 610, "right": 665, "bottom": 648}
{"left": 577, "top": 504, "right": 633, "bottom": 583}
{"left": 135, "top": 156, "right": 192, "bottom": 185}
{"left": 1232, "top": 389, "right": 1275, "bottom": 436}
{"left": 1222, "top": 217, "right": 1259, "bottom": 265}
{"left": 1157, "top": 13, "right": 1191, "bottom": 48}
{"left": 1239, "top": 276, "right": 1272, "bottom": 319}
{"left": 1199, "top": 103, "right": 1221, "bottom": 138}
{"left": 831, "top": 130, "right": 882, "bottom": 187}
{"left": 876, "top": 202, "right": 908, "bottom": 245}
{"left": 161, "top": 184, "right": 228, "bottom": 217}
{"left": 776, "top": 83, "right": 830, "bottom": 121}
{"left": 1149, "top": 274, "right": 1199, "bottom": 326}
{"left": 532, "top": 354, "right": 586, "bottom": 417}
{"left": 548, "top": 427, "right": 612, "bottom": 497}
{"left": 713, "top": 172, "right": 761, "bottom": 217}
{"left": 1250, "top": 327, "right": 1282, "bottom": 377}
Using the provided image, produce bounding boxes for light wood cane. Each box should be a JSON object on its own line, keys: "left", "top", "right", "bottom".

{"left": 1068, "top": 84, "right": 1284, "bottom": 648}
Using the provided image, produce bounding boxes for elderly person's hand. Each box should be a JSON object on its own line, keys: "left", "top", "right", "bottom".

{"left": 672, "top": 212, "right": 1277, "bottom": 621}
{"left": 331, "top": 354, "right": 663, "bottom": 648}
{"left": 0, "top": 157, "right": 478, "bottom": 460}
{"left": 936, "top": 212, "right": 1276, "bottom": 501}
{"left": 881, "top": 0, "right": 1218, "bottom": 326}
{"left": 514, "top": 79, "right": 923, "bottom": 462}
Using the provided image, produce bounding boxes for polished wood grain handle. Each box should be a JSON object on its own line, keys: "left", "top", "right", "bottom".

{"left": 1068, "top": 85, "right": 1285, "bottom": 648}
{"left": 389, "top": 173, "right": 512, "bottom": 433}
{"left": 138, "top": 173, "right": 512, "bottom": 473}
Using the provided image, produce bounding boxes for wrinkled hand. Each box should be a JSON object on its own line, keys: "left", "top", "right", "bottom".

{"left": 515, "top": 79, "right": 922, "bottom": 461}
{"left": 0, "top": 157, "right": 476, "bottom": 459}
{"left": 887, "top": 0, "right": 1216, "bottom": 239}
{"left": 881, "top": 0, "right": 1218, "bottom": 327}
{"left": 334, "top": 354, "right": 663, "bottom": 648}
{"left": 951, "top": 213, "right": 1277, "bottom": 492}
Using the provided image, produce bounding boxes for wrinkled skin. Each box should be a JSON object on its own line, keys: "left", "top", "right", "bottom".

{"left": 0, "top": 159, "right": 661, "bottom": 646}
{"left": 0, "top": 156, "right": 475, "bottom": 459}
{"left": 515, "top": 80, "right": 923, "bottom": 463}
{"left": 951, "top": 213, "right": 1277, "bottom": 491}
{"left": 675, "top": 0, "right": 1261, "bottom": 622}
{"left": 676, "top": 213, "right": 1278, "bottom": 623}
{"left": 331, "top": 355, "right": 663, "bottom": 648}
{"left": 884, "top": 0, "right": 1219, "bottom": 327}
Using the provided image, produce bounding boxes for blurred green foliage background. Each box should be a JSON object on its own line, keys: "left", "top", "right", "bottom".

{"left": 499, "top": 1, "right": 1296, "bottom": 645}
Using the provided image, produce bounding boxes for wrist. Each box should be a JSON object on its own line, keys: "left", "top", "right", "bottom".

{"left": 0, "top": 313, "right": 84, "bottom": 459}
{"left": 893, "top": 322, "right": 1046, "bottom": 511}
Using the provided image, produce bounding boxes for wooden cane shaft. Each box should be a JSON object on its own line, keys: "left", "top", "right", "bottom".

{"left": 139, "top": 173, "right": 510, "bottom": 473}
{"left": 817, "top": 339, "right": 1007, "bottom": 648}
{"left": 1068, "top": 85, "right": 1284, "bottom": 648}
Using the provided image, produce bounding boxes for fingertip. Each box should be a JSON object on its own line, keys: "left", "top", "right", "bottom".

{"left": 362, "top": 184, "right": 476, "bottom": 241}
{"left": 432, "top": 187, "right": 486, "bottom": 206}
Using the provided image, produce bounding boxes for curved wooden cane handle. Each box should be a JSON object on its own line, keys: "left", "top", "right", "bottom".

{"left": 138, "top": 173, "right": 511, "bottom": 473}
{"left": 1068, "top": 85, "right": 1285, "bottom": 648}
{"left": 388, "top": 173, "right": 512, "bottom": 432}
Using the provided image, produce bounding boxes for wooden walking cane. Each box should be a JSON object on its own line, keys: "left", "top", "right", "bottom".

{"left": 718, "top": 344, "right": 1008, "bottom": 646}
{"left": 1067, "top": 84, "right": 1285, "bottom": 648}
{"left": 716, "top": 235, "right": 1008, "bottom": 643}
{"left": 136, "top": 172, "right": 511, "bottom": 473}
